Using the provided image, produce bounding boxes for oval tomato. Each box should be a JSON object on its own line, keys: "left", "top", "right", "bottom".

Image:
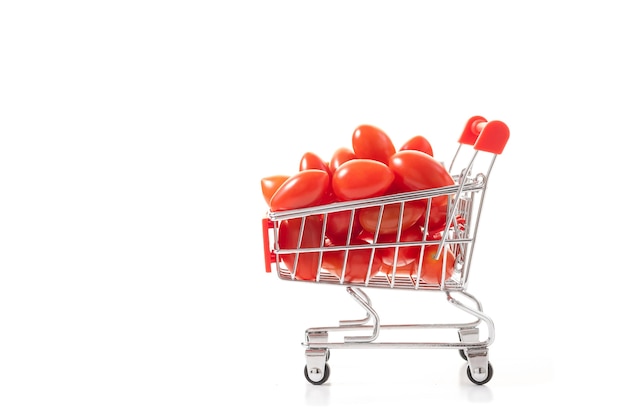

{"left": 322, "top": 238, "right": 382, "bottom": 283}
{"left": 260, "top": 174, "right": 290, "bottom": 206}
{"left": 270, "top": 169, "right": 330, "bottom": 211}
{"left": 299, "top": 151, "right": 331, "bottom": 176}
{"left": 324, "top": 209, "right": 363, "bottom": 245}
{"left": 329, "top": 147, "right": 357, "bottom": 174}
{"left": 399, "top": 135, "right": 434, "bottom": 157}
{"left": 376, "top": 223, "right": 424, "bottom": 267}
{"left": 278, "top": 216, "right": 324, "bottom": 281}
{"left": 388, "top": 150, "right": 454, "bottom": 206}
{"left": 352, "top": 125, "right": 396, "bottom": 164}
{"left": 358, "top": 201, "right": 425, "bottom": 235}
{"left": 389, "top": 150, "right": 454, "bottom": 191}
{"left": 380, "top": 260, "right": 417, "bottom": 277}
{"left": 332, "top": 159, "right": 394, "bottom": 201}
{"left": 418, "top": 244, "right": 455, "bottom": 284}
{"left": 417, "top": 202, "right": 449, "bottom": 235}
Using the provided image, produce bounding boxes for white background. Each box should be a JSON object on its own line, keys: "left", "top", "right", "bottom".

{"left": 1, "top": 1, "right": 624, "bottom": 415}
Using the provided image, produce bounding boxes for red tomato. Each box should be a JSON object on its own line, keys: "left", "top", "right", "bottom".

{"left": 417, "top": 203, "right": 449, "bottom": 235}
{"left": 418, "top": 244, "right": 455, "bottom": 284}
{"left": 399, "top": 135, "right": 434, "bottom": 157}
{"left": 376, "top": 223, "right": 424, "bottom": 267}
{"left": 329, "top": 147, "right": 357, "bottom": 174}
{"left": 358, "top": 201, "right": 425, "bottom": 235}
{"left": 260, "top": 174, "right": 289, "bottom": 206}
{"left": 332, "top": 159, "right": 394, "bottom": 201}
{"left": 278, "top": 216, "right": 324, "bottom": 281}
{"left": 270, "top": 169, "right": 330, "bottom": 211}
{"left": 299, "top": 151, "right": 331, "bottom": 176}
{"left": 352, "top": 125, "right": 396, "bottom": 164}
{"left": 388, "top": 150, "right": 454, "bottom": 206}
{"left": 324, "top": 209, "right": 363, "bottom": 244}
{"left": 322, "top": 238, "right": 382, "bottom": 283}
{"left": 318, "top": 190, "right": 338, "bottom": 206}
{"left": 383, "top": 180, "right": 409, "bottom": 196}
{"left": 380, "top": 260, "right": 417, "bottom": 276}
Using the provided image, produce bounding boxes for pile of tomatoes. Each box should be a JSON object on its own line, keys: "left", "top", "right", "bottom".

{"left": 261, "top": 124, "right": 458, "bottom": 285}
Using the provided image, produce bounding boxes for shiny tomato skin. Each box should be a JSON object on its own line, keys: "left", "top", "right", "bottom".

{"left": 278, "top": 216, "right": 324, "bottom": 280}
{"left": 299, "top": 151, "right": 331, "bottom": 176}
{"left": 322, "top": 238, "right": 382, "bottom": 283}
{"left": 418, "top": 244, "right": 455, "bottom": 284}
{"left": 417, "top": 203, "right": 449, "bottom": 235}
{"left": 388, "top": 150, "right": 454, "bottom": 206}
{"left": 352, "top": 125, "right": 396, "bottom": 164}
{"left": 376, "top": 223, "right": 424, "bottom": 267}
{"left": 329, "top": 147, "right": 357, "bottom": 174}
{"left": 260, "top": 174, "right": 290, "bottom": 206}
{"left": 324, "top": 209, "right": 363, "bottom": 245}
{"left": 332, "top": 159, "right": 394, "bottom": 201}
{"left": 389, "top": 150, "right": 454, "bottom": 191}
{"left": 270, "top": 169, "right": 330, "bottom": 211}
{"left": 358, "top": 201, "right": 425, "bottom": 235}
{"left": 399, "top": 135, "right": 434, "bottom": 157}
{"left": 380, "top": 260, "right": 417, "bottom": 276}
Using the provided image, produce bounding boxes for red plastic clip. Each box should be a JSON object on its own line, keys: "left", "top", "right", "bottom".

{"left": 458, "top": 116, "right": 488, "bottom": 146}
{"left": 473, "top": 120, "right": 510, "bottom": 155}
{"left": 262, "top": 217, "right": 276, "bottom": 273}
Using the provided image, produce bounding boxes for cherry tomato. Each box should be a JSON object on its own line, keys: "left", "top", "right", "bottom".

{"left": 299, "top": 151, "right": 331, "bottom": 176}
{"left": 399, "top": 135, "right": 434, "bottom": 157}
{"left": 270, "top": 169, "right": 330, "bottom": 212}
{"left": 418, "top": 244, "right": 455, "bottom": 284}
{"left": 324, "top": 209, "right": 363, "bottom": 245}
{"left": 329, "top": 147, "right": 357, "bottom": 174}
{"left": 376, "top": 223, "right": 424, "bottom": 267}
{"left": 358, "top": 201, "right": 425, "bottom": 235}
{"left": 318, "top": 190, "right": 338, "bottom": 206}
{"left": 352, "top": 125, "right": 396, "bottom": 164}
{"left": 417, "top": 202, "right": 449, "bottom": 235}
{"left": 260, "top": 174, "right": 290, "bottom": 206}
{"left": 278, "top": 215, "right": 324, "bottom": 281}
{"left": 322, "top": 238, "right": 382, "bottom": 283}
{"left": 332, "top": 159, "right": 394, "bottom": 201}
{"left": 380, "top": 260, "right": 417, "bottom": 277}
{"left": 388, "top": 150, "right": 454, "bottom": 206}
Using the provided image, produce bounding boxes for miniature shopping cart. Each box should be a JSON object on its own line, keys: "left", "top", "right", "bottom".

{"left": 262, "top": 116, "right": 510, "bottom": 385}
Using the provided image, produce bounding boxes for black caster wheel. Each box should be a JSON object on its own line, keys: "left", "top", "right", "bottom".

{"left": 466, "top": 362, "right": 493, "bottom": 385}
{"left": 304, "top": 363, "right": 330, "bottom": 385}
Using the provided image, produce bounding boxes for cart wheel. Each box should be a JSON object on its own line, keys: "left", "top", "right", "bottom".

{"left": 304, "top": 364, "right": 330, "bottom": 385}
{"left": 466, "top": 362, "right": 493, "bottom": 385}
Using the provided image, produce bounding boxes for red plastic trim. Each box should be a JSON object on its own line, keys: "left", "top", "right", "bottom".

{"left": 458, "top": 116, "right": 488, "bottom": 145}
{"left": 262, "top": 217, "right": 275, "bottom": 273}
{"left": 474, "top": 120, "right": 510, "bottom": 154}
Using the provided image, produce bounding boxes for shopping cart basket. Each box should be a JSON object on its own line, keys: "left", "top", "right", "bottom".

{"left": 261, "top": 116, "right": 510, "bottom": 385}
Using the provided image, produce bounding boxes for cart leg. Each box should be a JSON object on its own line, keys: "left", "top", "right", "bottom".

{"left": 342, "top": 287, "right": 380, "bottom": 343}
{"left": 338, "top": 287, "right": 372, "bottom": 326}
{"left": 304, "top": 348, "right": 330, "bottom": 385}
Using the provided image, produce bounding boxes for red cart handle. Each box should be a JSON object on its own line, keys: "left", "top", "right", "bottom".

{"left": 458, "top": 116, "right": 510, "bottom": 154}
{"left": 262, "top": 217, "right": 276, "bottom": 273}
